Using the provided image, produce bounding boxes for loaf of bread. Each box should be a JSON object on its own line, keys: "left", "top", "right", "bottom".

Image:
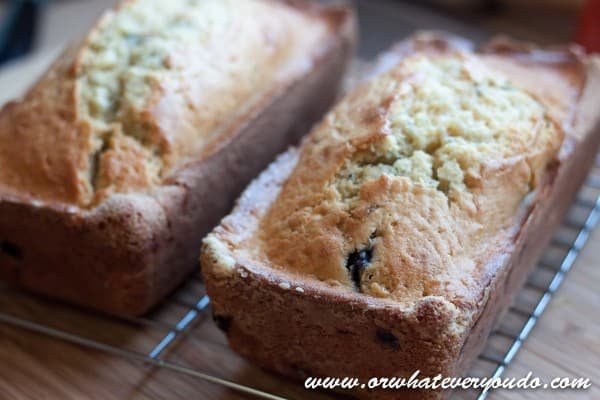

{"left": 0, "top": 0, "right": 356, "bottom": 315}
{"left": 201, "top": 33, "right": 600, "bottom": 399}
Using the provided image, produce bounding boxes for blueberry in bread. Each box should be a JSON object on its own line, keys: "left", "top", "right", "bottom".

{"left": 201, "top": 33, "right": 600, "bottom": 399}
{"left": 0, "top": 0, "right": 356, "bottom": 315}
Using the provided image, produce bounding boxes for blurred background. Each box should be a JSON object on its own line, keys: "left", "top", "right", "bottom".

{"left": 0, "top": 0, "right": 597, "bottom": 65}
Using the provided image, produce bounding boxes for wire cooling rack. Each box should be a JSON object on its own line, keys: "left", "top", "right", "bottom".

{"left": 455, "top": 155, "right": 600, "bottom": 400}
{"left": 1, "top": 156, "right": 599, "bottom": 400}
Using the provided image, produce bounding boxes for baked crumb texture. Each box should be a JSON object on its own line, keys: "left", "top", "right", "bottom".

{"left": 258, "top": 53, "right": 562, "bottom": 305}
{"left": 202, "top": 35, "right": 596, "bottom": 400}
{"left": 0, "top": 0, "right": 328, "bottom": 207}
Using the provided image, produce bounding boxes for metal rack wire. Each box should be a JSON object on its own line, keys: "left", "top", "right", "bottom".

{"left": 460, "top": 157, "right": 600, "bottom": 400}
{"left": 1, "top": 156, "right": 599, "bottom": 400}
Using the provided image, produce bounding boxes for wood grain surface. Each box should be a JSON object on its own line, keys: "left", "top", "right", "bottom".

{"left": 0, "top": 226, "right": 597, "bottom": 400}
{"left": 0, "top": 2, "right": 597, "bottom": 399}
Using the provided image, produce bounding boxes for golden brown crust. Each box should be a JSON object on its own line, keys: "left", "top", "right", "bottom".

{"left": 0, "top": 47, "right": 95, "bottom": 204}
{"left": 0, "top": 0, "right": 341, "bottom": 207}
{"left": 0, "top": 1, "right": 357, "bottom": 314}
{"left": 256, "top": 35, "right": 565, "bottom": 306}
{"left": 201, "top": 33, "right": 600, "bottom": 399}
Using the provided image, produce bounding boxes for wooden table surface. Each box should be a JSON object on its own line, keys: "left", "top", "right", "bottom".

{"left": 0, "top": 1, "right": 597, "bottom": 399}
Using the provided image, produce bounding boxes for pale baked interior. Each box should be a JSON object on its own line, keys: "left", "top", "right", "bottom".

{"left": 254, "top": 52, "right": 563, "bottom": 306}
{"left": 0, "top": 0, "right": 330, "bottom": 206}
{"left": 200, "top": 35, "right": 597, "bottom": 400}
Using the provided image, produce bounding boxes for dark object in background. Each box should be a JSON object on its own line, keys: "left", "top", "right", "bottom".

{"left": 575, "top": 0, "right": 600, "bottom": 52}
{"left": 0, "top": 0, "right": 45, "bottom": 65}
{"left": 355, "top": 0, "right": 484, "bottom": 58}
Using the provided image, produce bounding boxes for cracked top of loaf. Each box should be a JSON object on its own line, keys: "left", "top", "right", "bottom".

{"left": 255, "top": 50, "right": 566, "bottom": 306}
{"left": 0, "top": 0, "right": 332, "bottom": 207}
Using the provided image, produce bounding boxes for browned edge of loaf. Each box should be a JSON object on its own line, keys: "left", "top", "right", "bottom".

{"left": 0, "top": 2, "right": 357, "bottom": 316}
{"left": 200, "top": 34, "right": 600, "bottom": 400}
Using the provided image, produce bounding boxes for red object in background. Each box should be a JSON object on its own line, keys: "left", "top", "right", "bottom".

{"left": 575, "top": 0, "right": 600, "bottom": 53}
